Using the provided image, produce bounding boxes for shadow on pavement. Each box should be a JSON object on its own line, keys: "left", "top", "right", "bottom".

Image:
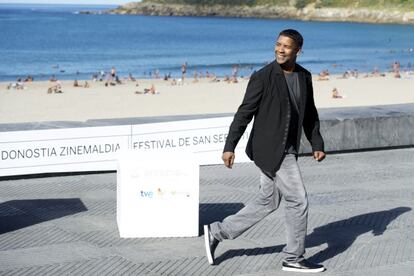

{"left": 0, "top": 198, "right": 87, "bottom": 234}
{"left": 215, "top": 244, "right": 286, "bottom": 265}
{"left": 198, "top": 203, "right": 245, "bottom": 235}
{"left": 212, "top": 207, "right": 411, "bottom": 265}
{"left": 307, "top": 206, "right": 411, "bottom": 263}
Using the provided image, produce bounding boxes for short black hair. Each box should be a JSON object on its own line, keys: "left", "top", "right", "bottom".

{"left": 278, "top": 29, "right": 303, "bottom": 48}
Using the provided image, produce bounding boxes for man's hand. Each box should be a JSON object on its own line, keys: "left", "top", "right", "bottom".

{"left": 222, "top": 152, "right": 235, "bottom": 168}
{"left": 313, "top": 151, "right": 326, "bottom": 162}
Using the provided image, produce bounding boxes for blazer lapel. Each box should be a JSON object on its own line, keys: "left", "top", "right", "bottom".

{"left": 271, "top": 61, "right": 289, "bottom": 99}
{"left": 298, "top": 70, "right": 307, "bottom": 115}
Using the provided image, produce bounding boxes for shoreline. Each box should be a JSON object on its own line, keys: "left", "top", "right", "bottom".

{"left": 2, "top": 65, "right": 412, "bottom": 83}
{"left": 104, "top": 3, "right": 414, "bottom": 25}
{"left": 1, "top": 72, "right": 413, "bottom": 124}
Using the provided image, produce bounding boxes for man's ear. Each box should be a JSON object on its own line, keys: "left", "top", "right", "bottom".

{"left": 296, "top": 48, "right": 302, "bottom": 56}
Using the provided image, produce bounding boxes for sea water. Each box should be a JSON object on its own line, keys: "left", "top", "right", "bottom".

{"left": 0, "top": 3, "right": 413, "bottom": 81}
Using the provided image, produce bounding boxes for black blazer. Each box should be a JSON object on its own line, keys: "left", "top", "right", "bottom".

{"left": 223, "top": 60, "right": 324, "bottom": 175}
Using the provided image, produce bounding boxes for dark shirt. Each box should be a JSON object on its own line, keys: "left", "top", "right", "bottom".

{"left": 284, "top": 71, "right": 301, "bottom": 154}
{"left": 284, "top": 71, "right": 300, "bottom": 110}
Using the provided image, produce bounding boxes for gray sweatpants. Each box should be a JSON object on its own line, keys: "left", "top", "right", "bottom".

{"left": 210, "top": 154, "right": 309, "bottom": 262}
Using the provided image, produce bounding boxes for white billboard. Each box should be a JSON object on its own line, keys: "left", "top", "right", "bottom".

{"left": 0, "top": 117, "right": 252, "bottom": 177}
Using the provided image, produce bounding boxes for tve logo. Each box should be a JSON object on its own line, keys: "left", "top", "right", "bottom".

{"left": 140, "top": 190, "right": 154, "bottom": 198}
{"left": 139, "top": 188, "right": 191, "bottom": 199}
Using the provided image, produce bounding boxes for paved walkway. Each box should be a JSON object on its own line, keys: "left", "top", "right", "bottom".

{"left": 0, "top": 148, "right": 413, "bottom": 275}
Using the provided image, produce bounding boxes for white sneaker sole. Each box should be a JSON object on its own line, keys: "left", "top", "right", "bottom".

{"left": 203, "top": 225, "right": 214, "bottom": 265}
{"left": 282, "top": 266, "right": 325, "bottom": 273}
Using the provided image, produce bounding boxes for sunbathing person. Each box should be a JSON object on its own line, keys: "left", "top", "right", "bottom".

{"left": 332, "top": 88, "right": 343, "bottom": 99}
{"left": 73, "top": 80, "right": 82, "bottom": 87}
{"left": 135, "top": 84, "right": 157, "bottom": 95}
{"left": 128, "top": 73, "right": 136, "bottom": 82}
{"left": 230, "top": 76, "right": 238, "bottom": 83}
{"left": 48, "top": 80, "right": 62, "bottom": 94}
{"left": 318, "top": 69, "right": 330, "bottom": 81}
{"left": 6, "top": 82, "right": 22, "bottom": 90}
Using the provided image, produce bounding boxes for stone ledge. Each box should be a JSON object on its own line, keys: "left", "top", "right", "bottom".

{"left": 1, "top": 103, "right": 413, "bottom": 153}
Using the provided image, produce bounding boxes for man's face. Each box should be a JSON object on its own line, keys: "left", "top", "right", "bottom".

{"left": 275, "top": 35, "right": 300, "bottom": 66}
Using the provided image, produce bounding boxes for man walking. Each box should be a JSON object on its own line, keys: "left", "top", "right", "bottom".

{"left": 204, "top": 29, "right": 326, "bottom": 273}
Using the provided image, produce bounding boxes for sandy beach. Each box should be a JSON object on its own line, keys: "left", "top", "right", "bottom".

{"left": 1, "top": 73, "right": 413, "bottom": 124}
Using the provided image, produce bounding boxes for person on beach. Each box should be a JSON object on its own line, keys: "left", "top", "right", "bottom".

{"left": 371, "top": 67, "right": 385, "bottom": 77}
{"left": 392, "top": 61, "right": 400, "bottom": 74}
{"left": 115, "top": 75, "right": 122, "bottom": 84}
{"left": 146, "top": 84, "right": 156, "bottom": 94}
{"left": 99, "top": 70, "right": 105, "bottom": 81}
{"left": 73, "top": 80, "right": 81, "bottom": 87}
{"left": 392, "top": 61, "right": 401, "bottom": 78}
{"left": 47, "top": 79, "right": 62, "bottom": 94}
{"left": 24, "top": 75, "right": 33, "bottom": 82}
{"left": 135, "top": 84, "right": 157, "bottom": 95}
{"left": 332, "top": 87, "right": 343, "bottom": 98}
{"left": 204, "top": 29, "right": 326, "bottom": 273}
{"left": 128, "top": 73, "right": 136, "bottom": 82}
{"left": 193, "top": 70, "right": 199, "bottom": 83}
{"left": 111, "top": 67, "right": 116, "bottom": 80}
{"left": 16, "top": 78, "right": 25, "bottom": 90}
{"left": 105, "top": 72, "right": 116, "bottom": 87}
{"left": 181, "top": 62, "right": 187, "bottom": 82}
{"left": 232, "top": 64, "right": 239, "bottom": 79}
{"left": 7, "top": 78, "right": 25, "bottom": 90}
{"left": 318, "top": 69, "right": 330, "bottom": 81}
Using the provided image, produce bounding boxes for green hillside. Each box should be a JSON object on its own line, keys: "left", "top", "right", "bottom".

{"left": 142, "top": 0, "right": 414, "bottom": 10}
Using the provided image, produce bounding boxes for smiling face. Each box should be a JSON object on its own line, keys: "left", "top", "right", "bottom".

{"left": 275, "top": 35, "right": 301, "bottom": 70}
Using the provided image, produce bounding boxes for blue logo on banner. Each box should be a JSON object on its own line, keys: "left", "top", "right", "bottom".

{"left": 140, "top": 190, "right": 154, "bottom": 198}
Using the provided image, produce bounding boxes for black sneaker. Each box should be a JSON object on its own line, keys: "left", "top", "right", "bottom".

{"left": 282, "top": 259, "right": 325, "bottom": 273}
{"left": 203, "top": 225, "right": 219, "bottom": 265}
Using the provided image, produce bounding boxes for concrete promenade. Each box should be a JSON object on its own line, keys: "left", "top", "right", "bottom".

{"left": 0, "top": 148, "right": 413, "bottom": 275}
